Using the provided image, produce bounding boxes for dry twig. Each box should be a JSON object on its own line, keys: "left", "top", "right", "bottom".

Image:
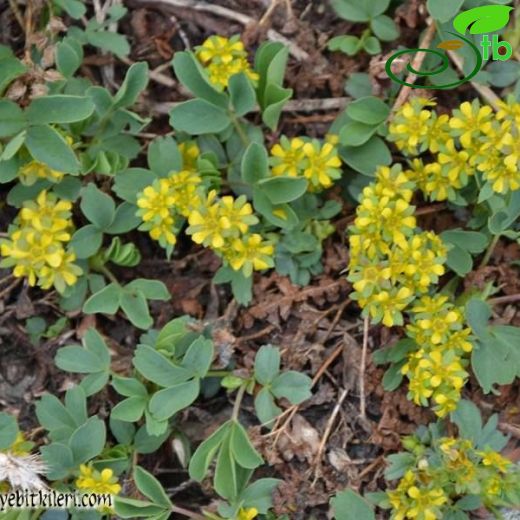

{"left": 359, "top": 316, "right": 370, "bottom": 420}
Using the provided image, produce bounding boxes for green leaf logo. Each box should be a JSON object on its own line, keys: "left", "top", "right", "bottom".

{"left": 453, "top": 5, "right": 513, "bottom": 35}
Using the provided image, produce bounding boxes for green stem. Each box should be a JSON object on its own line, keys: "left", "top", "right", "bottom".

{"left": 206, "top": 370, "right": 232, "bottom": 377}
{"left": 479, "top": 234, "right": 500, "bottom": 269}
{"left": 230, "top": 113, "right": 250, "bottom": 147}
{"left": 231, "top": 383, "right": 247, "bottom": 421}
{"left": 98, "top": 265, "right": 120, "bottom": 285}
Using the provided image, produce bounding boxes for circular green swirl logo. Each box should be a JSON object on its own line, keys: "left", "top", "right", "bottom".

{"left": 385, "top": 32, "right": 483, "bottom": 90}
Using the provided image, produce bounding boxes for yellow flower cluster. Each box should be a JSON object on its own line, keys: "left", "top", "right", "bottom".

{"left": 388, "top": 470, "right": 447, "bottom": 520}
{"left": 269, "top": 136, "right": 343, "bottom": 191}
{"left": 348, "top": 164, "right": 446, "bottom": 327}
{"left": 136, "top": 169, "right": 202, "bottom": 248}
{"left": 0, "top": 191, "right": 82, "bottom": 293}
{"left": 18, "top": 160, "right": 65, "bottom": 186}
{"left": 402, "top": 295, "right": 472, "bottom": 416}
{"left": 76, "top": 464, "right": 121, "bottom": 495}
{"left": 388, "top": 437, "right": 520, "bottom": 519}
{"left": 136, "top": 141, "right": 274, "bottom": 276}
{"left": 196, "top": 35, "right": 259, "bottom": 90}
{"left": 187, "top": 190, "right": 274, "bottom": 277}
{"left": 389, "top": 97, "right": 520, "bottom": 197}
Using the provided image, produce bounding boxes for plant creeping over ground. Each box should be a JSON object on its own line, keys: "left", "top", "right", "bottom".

{"left": 1, "top": 0, "right": 520, "bottom": 519}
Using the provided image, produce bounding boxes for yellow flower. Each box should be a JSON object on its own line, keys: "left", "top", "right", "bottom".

{"left": 362, "top": 286, "right": 414, "bottom": 327}
{"left": 0, "top": 192, "right": 81, "bottom": 293}
{"left": 20, "top": 190, "right": 73, "bottom": 239}
{"left": 374, "top": 164, "right": 415, "bottom": 202}
{"left": 178, "top": 141, "right": 201, "bottom": 172}
{"left": 196, "top": 35, "right": 258, "bottom": 89}
{"left": 484, "top": 162, "right": 520, "bottom": 193}
{"left": 449, "top": 100, "right": 493, "bottom": 149}
{"left": 76, "top": 464, "right": 121, "bottom": 495}
{"left": 219, "top": 195, "right": 258, "bottom": 236}
{"left": 226, "top": 234, "right": 274, "bottom": 276}
{"left": 236, "top": 507, "right": 258, "bottom": 520}
{"left": 301, "top": 140, "right": 342, "bottom": 190}
{"left": 478, "top": 449, "right": 512, "bottom": 473}
{"left": 437, "top": 139, "right": 474, "bottom": 189}
{"left": 197, "top": 35, "right": 245, "bottom": 65}
{"left": 136, "top": 179, "right": 177, "bottom": 247}
{"left": 169, "top": 170, "right": 203, "bottom": 217}
{"left": 19, "top": 160, "right": 65, "bottom": 186}
{"left": 187, "top": 190, "right": 231, "bottom": 249}
{"left": 270, "top": 136, "right": 306, "bottom": 177}
{"left": 425, "top": 113, "right": 450, "bottom": 154}
{"left": 388, "top": 98, "right": 435, "bottom": 155}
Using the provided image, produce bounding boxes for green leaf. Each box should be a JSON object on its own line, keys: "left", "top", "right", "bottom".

{"left": 330, "top": 0, "right": 372, "bottom": 22}
{"left": 84, "top": 328, "right": 111, "bottom": 366}
{"left": 189, "top": 420, "right": 232, "bottom": 481}
{"left": 113, "top": 168, "right": 157, "bottom": 203}
{"left": 252, "top": 189, "right": 299, "bottom": 230}
{"left": 254, "top": 345, "right": 280, "bottom": 385}
{"left": 147, "top": 136, "right": 182, "bottom": 177}
{"left": 382, "top": 363, "right": 405, "bottom": 391}
{"left": 113, "top": 62, "right": 149, "bottom": 108}
{"left": 229, "top": 73, "right": 256, "bottom": 116}
{"left": 40, "top": 443, "right": 75, "bottom": 480}
{"left": 254, "top": 387, "right": 281, "bottom": 427}
{"left": 68, "top": 417, "right": 106, "bottom": 464}
{"left": 328, "top": 35, "right": 362, "bottom": 56}
{"left": 0, "top": 131, "right": 26, "bottom": 161}
{"left": 172, "top": 51, "right": 228, "bottom": 108}
{"left": 70, "top": 224, "right": 103, "bottom": 259}
{"left": 241, "top": 142, "right": 269, "bottom": 184}
{"left": 83, "top": 283, "right": 121, "bottom": 315}
{"left": 331, "top": 490, "right": 376, "bottom": 520}
{"left": 56, "top": 39, "right": 83, "bottom": 77}
{"left": 453, "top": 4, "right": 513, "bottom": 34}
{"left": 445, "top": 245, "right": 473, "bottom": 276}
{"left": 35, "top": 394, "right": 77, "bottom": 435}
{"left": 155, "top": 316, "right": 192, "bottom": 352}
{"left": 0, "top": 157, "right": 19, "bottom": 183}
{"left": 134, "top": 466, "right": 172, "bottom": 508}
{"left": 86, "top": 30, "right": 130, "bottom": 58}
{"left": 114, "top": 497, "right": 167, "bottom": 519}
{"left": 340, "top": 120, "right": 378, "bottom": 146}
{"left": 340, "top": 136, "right": 391, "bottom": 176}
{"left": 363, "top": 36, "right": 382, "bottom": 55}
{"left": 255, "top": 42, "right": 289, "bottom": 106}
{"left": 111, "top": 396, "right": 147, "bottom": 422}
{"left": 112, "top": 375, "right": 148, "bottom": 397}
{"left": 240, "top": 478, "right": 281, "bottom": 513}
{"left": 346, "top": 97, "right": 390, "bottom": 126}
{"left": 215, "top": 437, "right": 238, "bottom": 500}
{"left": 258, "top": 177, "right": 308, "bottom": 204}
{"left": 465, "top": 298, "right": 491, "bottom": 339}
{"left": 0, "top": 413, "right": 18, "bottom": 450}
{"left": 450, "top": 400, "right": 482, "bottom": 444}
{"left": 148, "top": 380, "right": 200, "bottom": 421}
{"left": 262, "top": 84, "right": 292, "bottom": 131}
{"left": 120, "top": 289, "right": 153, "bottom": 329}
{"left": 371, "top": 14, "right": 399, "bottom": 41}
{"left": 181, "top": 337, "right": 214, "bottom": 378}
{"left": 55, "top": 346, "right": 105, "bottom": 374}
{"left": 134, "top": 425, "right": 170, "bottom": 454}
{"left": 125, "top": 279, "right": 169, "bottom": 301}
{"left": 133, "top": 345, "right": 192, "bottom": 387}
{"left": 441, "top": 229, "right": 488, "bottom": 253}
{"left": 105, "top": 202, "right": 141, "bottom": 234}
{"left": 0, "top": 100, "right": 26, "bottom": 137}
{"left": 26, "top": 95, "right": 95, "bottom": 124}
{"left": 271, "top": 371, "right": 312, "bottom": 404}
{"left": 471, "top": 337, "right": 514, "bottom": 393}
{"left": 230, "top": 421, "right": 263, "bottom": 469}
{"left": 0, "top": 52, "right": 26, "bottom": 95}
{"left": 54, "top": 0, "right": 86, "bottom": 18}
{"left": 170, "top": 99, "right": 230, "bottom": 135}
{"left": 25, "top": 124, "right": 80, "bottom": 173}
{"left": 429, "top": 0, "right": 465, "bottom": 23}
{"left": 80, "top": 183, "right": 116, "bottom": 230}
